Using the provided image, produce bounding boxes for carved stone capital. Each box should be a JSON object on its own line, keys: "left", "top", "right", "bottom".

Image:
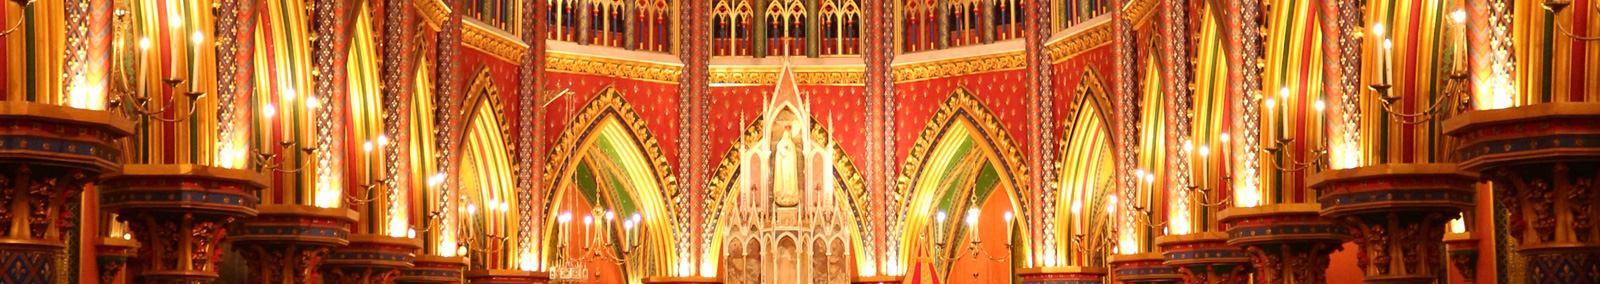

{"left": 1310, "top": 163, "right": 1477, "bottom": 283}
{"left": 1443, "top": 233, "right": 1480, "bottom": 283}
{"left": 1219, "top": 204, "right": 1350, "bottom": 284}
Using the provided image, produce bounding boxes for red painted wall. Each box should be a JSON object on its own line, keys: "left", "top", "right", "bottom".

{"left": 542, "top": 72, "right": 681, "bottom": 168}
{"left": 705, "top": 85, "right": 867, "bottom": 175}
{"left": 893, "top": 69, "right": 1032, "bottom": 169}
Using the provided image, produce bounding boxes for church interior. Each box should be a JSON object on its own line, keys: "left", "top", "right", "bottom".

{"left": 0, "top": 0, "right": 1595, "bottom": 283}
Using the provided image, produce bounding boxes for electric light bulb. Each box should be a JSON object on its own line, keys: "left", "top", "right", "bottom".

{"left": 1199, "top": 145, "right": 1211, "bottom": 157}
{"left": 1265, "top": 98, "right": 1276, "bottom": 110}
{"left": 138, "top": 37, "right": 151, "bottom": 50}
{"left": 363, "top": 141, "right": 373, "bottom": 152}
{"left": 170, "top": 15, "right": 182, "bottom": 28}
{"left": 1373, "top": 23, "right": 1385, "bottom": 38}
{"left": 307, "top": 96, "right": 320, "bottom": 109}
{"left": 191, "top": 31, "right": 204, "bottom": 45}
{"left": 558, "top": 212, "right": 573, "bottom": 223}
{"left": 264, "top": 104, "right": 276, "bottom": 118}
{"left": 500, "top": 201, "right": 509, "bottom": 212}
{"left": 407, "top": 228, "right": 417, "bottom": 239}
{"left": 1279, "top": 87, "right": 1290, "bottom": 98}
{"left": 1383, "top": 39, "right": 1393, "bottom": 51}
{"left": 1070, "top": 201, "right": 1081, "bottom": 214}
{"left": 605, "top": 210, "right": 616, "bottom": 221}
{"left": 284, "top": 88, "right": 296, "bottom": 101}
{"left": 1314, "top": 99, "right": 1326, "bottom": 112}
{"left": 583, "top": 215, "right": 593, "bottom": 226}
{"left": 1220, "top": 133, "right": 1230, "bottom": 143}
{"left": 378, "top": 134, "right": 389, "bottom": 146}
{"left": 1452, "top": 9, "right": 1466, "bottom": 24}
{"left": 1003, "top": 211, "right": 1014, "bottom": 223}
{"left": 123, "top": 233, "right": 132, "bottom": 240}
{"left": 624, "top": 220, "right": 635, "bottom": 230}
{"left": 466, "top": 203, "right": 477, "bottom": 215}
{"left": 935, "top": 210, "right": 947, "bottom": 223}
{"left": 632, "top": 212, "right": 642, "bottom": 224}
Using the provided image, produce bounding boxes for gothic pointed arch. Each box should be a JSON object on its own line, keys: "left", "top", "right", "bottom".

{"left": 893, "top": 88, "right": 1032, "bottom": 274}
{"left": 453, "top": 68, "right": 524, "bottom": 270}
{"left": 1046, "top": 69, "right": 1120, "bottom": 267}
{"left": 540, "top": 87, "right": 679, "bottom": 277}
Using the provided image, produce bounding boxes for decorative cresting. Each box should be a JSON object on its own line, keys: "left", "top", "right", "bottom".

{"left": 1155, "top": 232, "right": 1251, "bottom": 284}
{"left": 1218, "top": 204, "right": 1350, "bottom": 284}
{"left": 462, "top": 269, "right": 548, "bottom": 284}
{"left": 1443, "top": 103, "right": 1600, "bottom": 284}
{"left": 1109, "top": 252, "right": 1182, "bottom": 284}
{"left": 1443, "top": 231, "right": 1480, "bottom": 283}
{"left": 1309, "top": 164, "right": 1477, "bottom": 283}
{"left": 0, "top": 102, "right": 131, "bottom": 283}
{"left": 890, "top": 51, "right": 1027, "bottom": 83}
{"left": 1045, "top": 19, "right": 1114, "bottom": 63}
{"left": 97, "top": 237, "right": 140, "bottom": 284}
{"left": 544, "top": 51, "right": 684, "bottom": 84}
{"left": 100, "top": 164, "right": 266, "bottom": 284}
{"left": 396, "top": 255, "right": 467, "bottom": 284}
{"left": 1017, "top": 266, "right": 1107, "bottom": 284}
{"left": 320, "top": 234, "right": 423, "bottom": 284}
{"left": 893, "top": 88, "right": 1032, "bottom": 271}
{"left": 230, "top": 204, "right": 359, "bottom": 284}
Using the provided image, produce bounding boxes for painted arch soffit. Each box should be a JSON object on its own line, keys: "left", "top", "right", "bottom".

{"left": 541, "top": 87, "right": 680, "bottom": 221}
{"left": 895, "top": 88, "right": 1033, "bottom": 257}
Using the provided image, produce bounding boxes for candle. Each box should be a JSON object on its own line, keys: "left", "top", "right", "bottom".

{"left": 1451, "top": 9, "right": 1468, "bottom": 73}
{"left": 1382, "top": 39, "right": 1394, "bottom": 86}
{"left": 190, "top": 31, "right": 203, "bottom": 93}
{"left": 137, "top": 37, "right": 149, "bottom": 97}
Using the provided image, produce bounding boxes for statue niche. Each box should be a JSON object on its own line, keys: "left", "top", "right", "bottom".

{"left": 722, "top": 60, "right": 850, "bottom": 284}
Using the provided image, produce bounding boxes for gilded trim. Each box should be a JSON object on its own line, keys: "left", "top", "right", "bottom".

{"left": 540, "top": 87, "right": 679, "bottom": 206}
{"left": 708, "top": 66, "right": 867, "bottom": 86}
{"left": 1046, "top": 21, "right": 1115, "bottom": 63}
{"left": 1122, "top": 0, "right": 1159, "bottom": 27}
{"left": 462, "top": 20, "right": 529, "bottom": 63}
{"left": 545, "top": 52, "right": 684, "bottom": 84}
{"left": 415, "top": 0, "right": 450, "bottom": 27}
{"left": 891, "top": 51, "right": 1028, "bottom": 83}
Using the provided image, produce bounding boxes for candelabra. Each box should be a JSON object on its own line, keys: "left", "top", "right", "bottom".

{"left": 0, "top": 0, "right": 34, "bottom": 37}
{"left": 109, "top": 8, "right": 210, "bottom": 123}
{"left": 1259, "top": 87, "right": 1330, "bottom": 173}
{"left": 1544, "top": 0, "right": 1600, "bottom": 41}
{"left": 923, "top": 194, "right": 1013, "bottom": 283}
{"left": 1367, "top": 12, "right": 1474, "bottom": 126}
{"left": 1123, "top": 170, "right": 1167, "bottom": 231}
{"left": 549, "top": 208, "right": 645, "bottom": 283}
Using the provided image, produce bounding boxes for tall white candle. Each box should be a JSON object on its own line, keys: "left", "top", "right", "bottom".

{"left": 137, "top": 37, "right": 149, "bottom": 97}
{"left": 1383, "top": 39, "right": 1394, "bottom": 86}
{"left": 191, "top": 31, "right": 202, "bottom": 93}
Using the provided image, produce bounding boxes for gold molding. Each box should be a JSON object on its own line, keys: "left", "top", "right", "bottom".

{"left": 1122, "top": 0, "right": 1159, "bottom": 28}
{"left": 545, "top": 51, "right": 684, "bottom": 84}
{"left": 415, "top": 0, "right": 450, "bottom": 28}
{"left": 708, "top": 66, "right": 866, "bottom": 86}
{"left": 462, "top": 20, "right": 528, "bottom": 63}
{"left": 891, "top": 51, "right": 1027, "bottom": 83}
{"left": 1046, "top": 21, "right": 1115, "bottom": 63}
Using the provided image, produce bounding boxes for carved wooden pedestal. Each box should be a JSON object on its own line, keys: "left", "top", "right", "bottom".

{"left": 1156, "top": 232, "right": 1250, "bottom": 284}
{"left": 0, "top": 102, "right": 133, "bottom": 283}
{"left": 1219, "top": 203, "right": 1351, "bottom": 284}
{"left": 97, "top": 237, "right": 141, "bottom": 284}
{"left": 1310, "top": 163, "right": 1477, "bottom": 284}
{"left": 100, "top": 164, "right": 266, "bottom": 284}
{"left": 397, "top": 255, "right": 467, "bottom": 284}
{"left": 1109, "top": 252, "right": 1181, "bottom": 284}
{"left": 1443, "top": 232, "right": 1480, "bottom": 283}
{"left": 321, "top": 234, "right": 422, "bottom": 284}
{"left": 1445, "top": 103, "right": 1600, "bottom": 284}
{"left": 463, "top": 269, "right": 547, "bottom": 284}
{"left": 1017, "top": 266, "right": 1107, "bottom": 284}
{"left": 230, "top": 204, "right": 358, "bottom": 284}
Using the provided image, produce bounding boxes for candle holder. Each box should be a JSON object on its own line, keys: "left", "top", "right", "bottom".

{"left": 250, "top": 141, "right": 319, "bottom": 172}
{"left": 922, "top": 195, "right": 1013, "bottom": 283}
{"left": 108, "top": 9, "right": 208, "bottom": 122}
{"left": 549, "top": 208, "right": 645, "bottom": 283}
{"left": 1370, "top": 68, "right": 1473, "bottom": 125}
{"left": 1182, "top": 179, "right": 1233, "bottom": 210}
{"left": 0, "top": 0, "right": 35, "bottom": 37}
{"left": 1261, "top": 137, "right": 1329, "bottom": 172}
{"left": 1544, "top": 0, "right": 1600, "bottom": 41}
